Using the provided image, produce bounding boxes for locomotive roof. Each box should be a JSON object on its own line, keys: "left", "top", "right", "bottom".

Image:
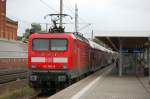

{"left": 30, "top": 33, "right": 73, "bottom": 37}
{"left": 30, "top": 32, "right": 89, "bottom": 43}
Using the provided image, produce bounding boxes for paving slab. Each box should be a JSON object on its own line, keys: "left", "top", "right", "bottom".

{"left": 82, "top": 74, "right": 150, "bottom": 99}
{"left": 48, "top": 65, "right": 150, "bottom": 99}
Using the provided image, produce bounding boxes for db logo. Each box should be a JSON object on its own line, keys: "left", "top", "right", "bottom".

{"left": 47, "top": 57, "right": 53, "bottom": 62}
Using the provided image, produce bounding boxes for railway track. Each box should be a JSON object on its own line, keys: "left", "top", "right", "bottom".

{"left": 29, "top": 89, "right": 60, "bottom": 99}
{"left": 0, "top": 69, "right": 28, "bottom": 84}
{"left": 29, "top": 93, "right": 55, "bottom": 99}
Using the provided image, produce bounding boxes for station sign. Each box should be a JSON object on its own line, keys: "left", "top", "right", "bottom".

{"left": 120, "top": 48, "right": 128, "bottom": 53}
{"left": 133, "top": 48, "right": 144, "bottom": 53}
{"left": 120, "top": 48, "right": 144, "bottom": 53}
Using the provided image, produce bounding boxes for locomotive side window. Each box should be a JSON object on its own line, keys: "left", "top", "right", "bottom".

{"left": 51, "top": 39, "right": 67, "bottom": 51}
{"left": 32, "top": 39, "right": 68, "bottom": 51}
{"left": 33, "top": 39, "right": 49, "bottom": 51}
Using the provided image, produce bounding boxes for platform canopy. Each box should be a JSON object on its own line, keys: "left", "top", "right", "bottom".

{"left": 94, "top": 32, "right": 150, "bottom": 51}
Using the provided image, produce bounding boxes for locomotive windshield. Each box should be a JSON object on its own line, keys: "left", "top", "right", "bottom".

{"left": 32, "top": 39, "right": 68, "bottom": 51}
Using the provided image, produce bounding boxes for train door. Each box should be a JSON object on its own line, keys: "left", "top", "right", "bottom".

{"left": 77, "top": 48, "right": 81, "bottom": 76}
{"left": 91, "top": 49, "right": 95, "bottom": 71}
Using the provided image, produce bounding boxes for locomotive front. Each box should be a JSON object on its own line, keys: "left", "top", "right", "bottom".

{"left": 28, "top": 33, "right": 74, "bottom": 90}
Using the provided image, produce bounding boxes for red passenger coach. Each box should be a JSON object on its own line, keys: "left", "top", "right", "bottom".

{"left": 28, "top": 33, "right": 91, "bottom": 90}
{"left": 89, "top": 41, "right": 113, "bottom": 72}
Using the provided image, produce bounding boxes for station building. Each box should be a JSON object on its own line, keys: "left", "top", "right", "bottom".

{"left": 0, "top": 0, "right": 27, "bottom": 70}
{"left": 0, "top": 0, "right": 18, "bottom": 41}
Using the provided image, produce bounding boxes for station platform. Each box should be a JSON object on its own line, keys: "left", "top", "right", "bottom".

{"left": 47, "top": 65, "right": 150, "bottom": 99}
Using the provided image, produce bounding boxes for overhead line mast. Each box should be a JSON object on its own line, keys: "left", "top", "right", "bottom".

{"left": 75, "top": 4, "right": 78, "bottom": 33}
{"left": 60, "top": 0, "right": 63, "bottom": 28}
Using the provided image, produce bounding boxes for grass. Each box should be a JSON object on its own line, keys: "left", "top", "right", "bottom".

{"left": 0, "top": 86, "right": 36, "bottom": 99}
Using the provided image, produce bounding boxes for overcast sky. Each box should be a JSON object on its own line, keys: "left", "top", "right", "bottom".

{"left": 7, "top": 0, "right": 150, "bottom": 37}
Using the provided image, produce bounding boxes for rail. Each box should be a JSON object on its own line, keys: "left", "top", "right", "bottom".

{"left": 0, "top": 69, "right": 28, "bottom": 84}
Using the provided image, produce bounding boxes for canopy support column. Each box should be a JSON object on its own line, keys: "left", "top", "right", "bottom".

{"left": 119, "top": 38, "right": 123, "bottom": 77}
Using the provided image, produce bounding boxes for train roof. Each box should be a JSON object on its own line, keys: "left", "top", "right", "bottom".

{"left": 88, "top": 40, "right": 113, "bottom": 53}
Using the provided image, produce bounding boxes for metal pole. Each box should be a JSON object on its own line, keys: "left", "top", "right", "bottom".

{"left": 140, "top": 45, "right": 142, "bottom": 60}
{"left": 135, "top": 45, "right": 138, "bottom": 75}
{"left": 91, "top": 30, "right": 94, "bottom": 39}
{"left": 142, "top": 47, "right": 145, "bottom": 59}
{"left": 75, "top": 4, "right": 78, "bottom": 33}
{"left": 148, "top": 46, "right": 150, "bottom": 85}
{"left": 119, "top": 38, "right": 123, "bottom": 76}
{"left": 46, "top": 23, "right": 48, "bottom": 32}
{"left": 60, "top": 0, "right": 63, "bottom": 27}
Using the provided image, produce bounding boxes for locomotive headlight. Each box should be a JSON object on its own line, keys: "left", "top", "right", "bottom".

{"left": 58, "top": 75, "right": 66, "bottom": 82}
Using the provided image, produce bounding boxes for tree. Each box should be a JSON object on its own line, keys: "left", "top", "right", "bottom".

{"left": 22, "top": 23, "right": 42, "bottom": 43}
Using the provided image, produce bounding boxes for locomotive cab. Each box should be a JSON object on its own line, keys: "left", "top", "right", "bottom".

{"left": 28, "top": 33, "right": 74, "bottom": 90}
{"left": 30, "top": 38, "right": 69, "bottom": 70}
